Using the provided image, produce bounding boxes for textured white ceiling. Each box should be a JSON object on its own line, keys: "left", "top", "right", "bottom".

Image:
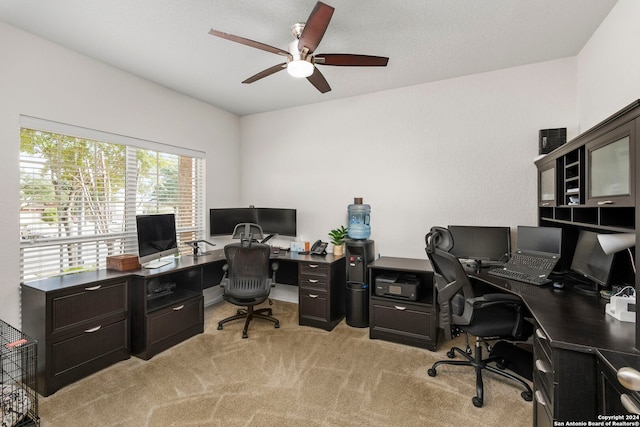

{"left": 0, "top": 0, "right": 618, "bottom": 116}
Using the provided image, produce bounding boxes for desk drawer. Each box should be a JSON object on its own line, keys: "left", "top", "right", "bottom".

{"left": 371, "top": 301, "right": 430, "bottom": 336}
{"left": 50, "top": 318, "right": 129, "bottom": 390}
{"left": 51, "top": 280, "right": 128, "bottom": 335}
{"left": 147, "top": 296, "right": 203, "bottom": 346}
{"left": 533, "top": 362, "right": 554, "bottom": 422}
{"left": 534, "top": 373, "right": 553, "bottom": 427}
{"left": 299, "top": 291, "right": 329, "bottom": 323}
{"left": 534, "top": 327, "right": 552, "bottom": 362}
{"left": 534, "top": 333, "right": 554, "bottom": 402}
{"left": 299, "top": 275, "right": 328, "bottom": 291}
{"left": 300, "top": 262, "right": 329, "bottom": 277}
{"left": 369, "top": 297, "right": 436, "bottom": 350}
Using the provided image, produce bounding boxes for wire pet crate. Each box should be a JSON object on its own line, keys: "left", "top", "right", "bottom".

{"left": 1, "top": 320, "right": 39, "bottom": 427}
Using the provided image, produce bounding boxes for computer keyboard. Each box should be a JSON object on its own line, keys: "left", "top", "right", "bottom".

{"left": 488, "top": 268, "right": 550, "bottom": 286}
{"left": 143, "top": 259, "right": 172, "bottom": 269}
{"left": 508, "top": 253, "right": 556, "bottom": 271}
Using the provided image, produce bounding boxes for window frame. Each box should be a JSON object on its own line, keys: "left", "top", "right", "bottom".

{"left": 19, "top": 116, "right": 206, "bottom": 282}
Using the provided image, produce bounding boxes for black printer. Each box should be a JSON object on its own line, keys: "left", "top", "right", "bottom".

{"left": 374, "top": 273, "right": 421, "bottom": 301}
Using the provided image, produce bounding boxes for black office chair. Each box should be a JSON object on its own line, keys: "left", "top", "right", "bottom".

{"left": 425, "top": 226, "right": 533, "bottom": 408}
{"left": 217, "top": 223, "right": 280, "bottom": 338}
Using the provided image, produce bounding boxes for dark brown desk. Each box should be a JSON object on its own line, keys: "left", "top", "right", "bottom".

{"left": 468, "top": 268, "right": 639, "bottom": 424}
{"left": 21, "top": 248, "right": 345, "bottom": 395}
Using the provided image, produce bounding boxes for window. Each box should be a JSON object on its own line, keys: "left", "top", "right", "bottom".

{"left": 19, "top": 117, "right": 205, "bottom": 281}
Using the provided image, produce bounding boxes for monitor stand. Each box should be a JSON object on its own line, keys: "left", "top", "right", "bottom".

{"left": 465, "top": 259, "right": 484, "bottom": 273}
{"left": 573, "top": 283, "right": 599, "bottom": 296}
{"left": 565, "top": 272, "right": 599, "bottom": 296}
{"left": 260, "top": 234, "right": 276, "bottom": 244}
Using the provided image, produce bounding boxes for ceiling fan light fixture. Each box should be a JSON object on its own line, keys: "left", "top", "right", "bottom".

{"left": 287, "top": 59, "right": 314, "bottom": 78}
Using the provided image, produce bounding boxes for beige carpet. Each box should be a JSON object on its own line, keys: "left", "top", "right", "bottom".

{"left": 39, "top": 300, "right": 533, "bottom": 426}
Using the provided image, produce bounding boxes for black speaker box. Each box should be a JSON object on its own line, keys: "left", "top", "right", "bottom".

{"left": 539, "top": 128, "right": 567, "bottom": 154}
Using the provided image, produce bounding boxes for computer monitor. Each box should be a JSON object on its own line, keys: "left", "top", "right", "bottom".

{"left": 516, "top": 225, "right": 562, "bottom": 255}
{"left": 448, "top": 225, "right": 511, "bottom": 267}
{"left": 256, "top": 208, "right": 297, "bottom": 237}
{"left": 209, "top": 207, "right": 297, "bottom": 239}
{"left": 136, "top": 213, "right": 179, "bottom": 265}
{"left": 209, "top": 208, "right": 258, "bottom": 236}
{"left": 570, "top": 229, "right": 615, "bottom": 296}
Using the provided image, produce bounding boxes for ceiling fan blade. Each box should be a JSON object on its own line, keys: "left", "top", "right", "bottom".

{"left": 242, "top": 63, "right": 287, "bottom": 84}
{"left": 209, "top": 29, "right": 289, "bottom": 57}
{"left": 298, "top": 2, "right": 334, "bottom": 54}
{"left": 315, "top": 54, "right": 389, "bottom": 67}
{"left": 306, "top": 67, "right": 331, "bottom": 93}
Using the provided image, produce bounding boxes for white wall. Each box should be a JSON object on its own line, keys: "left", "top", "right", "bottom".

{"left": 0, "top": 22, "right": 241, "bottom": 327}
{"left": 577, "top": 0, "right": 640, "bottom": 130}
{"left": 240, "top": 59, "right": 578, "bottom": 259}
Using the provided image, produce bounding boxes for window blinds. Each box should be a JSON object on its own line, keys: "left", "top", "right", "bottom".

{"left": 19, "top": 117, "right": 205, "bottom": 281}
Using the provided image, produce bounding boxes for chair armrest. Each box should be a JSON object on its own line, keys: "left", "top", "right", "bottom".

{"left": 467, "top": 293, "right": 523, "bottom": 309}
{"left": 436, "top": 277, "right": 465, "bottom": 304}
{"left": 270, "top": 261, "right": 279, "bottom": 284}
{"left": 467, "top": 293, "right": 530, "bottom": 338}
{"left": 220, "top": 263, "right": 229, "bottom": 287}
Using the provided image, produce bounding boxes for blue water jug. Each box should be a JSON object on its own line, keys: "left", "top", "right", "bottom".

{"left": 348, "top": 198, "right": 371, "bottom": 239}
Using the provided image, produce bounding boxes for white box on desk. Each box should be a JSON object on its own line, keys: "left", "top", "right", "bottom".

{"left": 605, "top": 295, "right": 636, "bottom": 322}
{"left": 290, "top": 242, "right": 305, "bottom": 252}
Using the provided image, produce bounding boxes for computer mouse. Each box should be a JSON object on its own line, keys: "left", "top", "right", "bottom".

{"left": 552, "top": 281, "right": 564, "bottom": 289}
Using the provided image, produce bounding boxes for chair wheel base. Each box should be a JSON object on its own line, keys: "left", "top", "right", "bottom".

{"left": 217, "top": 324, "right": 223, "bottom": 330}
{"left": 275, "top": 322, "right": 280, "bottom": 329}
{"left": 427, "top": 368, "right": 437, "bottom": 377}
{"left": 472, "top": 397, "right": 483, "bottom": 408}
{"left": 446, "top": 350, "right": 456, "bottom": 358}
{"left": 242, "top": 332, "right": 248, "bottom": 339}
{"left": 521, "top": 391, "right": 533, "bottom": 401}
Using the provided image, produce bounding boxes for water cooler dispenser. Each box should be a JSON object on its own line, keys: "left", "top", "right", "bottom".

{"left": 345, "top": 239, "right": 375, "bottom": 327}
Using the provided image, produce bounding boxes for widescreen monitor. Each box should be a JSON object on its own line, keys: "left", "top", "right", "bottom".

{"left": 448, "top": 225, "right": 511, "bottom": 266}
{"left": 256, "top": 208, "right": 297, "bottom": 237}
{"left": 136, "top": 213, "right": 179, "bottom": 264}
{"left": 209, "top": 208, "right": 258, "bottom": 236}
{"left": 209, "top": 207, "right": 297, "bottom": 237}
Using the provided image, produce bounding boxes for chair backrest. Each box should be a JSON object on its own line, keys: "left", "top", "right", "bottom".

{"left": 425, "top": 226, "right": 476, "bottom": 339}
{"left": 223, "top": 226, "right": 272, "bottom": 300}
{"left": 231, "top": 223, "right": 264, "bottom": 247}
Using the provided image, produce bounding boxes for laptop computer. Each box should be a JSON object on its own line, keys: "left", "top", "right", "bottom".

{"left": 488, "top": 225, "right": 562, "bottom": 286}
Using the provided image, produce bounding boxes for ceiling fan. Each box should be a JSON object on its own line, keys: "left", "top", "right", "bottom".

{"left": 208, "top": 1, "right": 389, "bottom": 93}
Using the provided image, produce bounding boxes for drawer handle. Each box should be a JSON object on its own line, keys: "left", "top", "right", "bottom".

{"left": 535, "top": 390, "right": 546, "bottom": 406}
{"left": 621, "top": 394, "right": 640, "bottom": 414}
{"left": 597, "top": 200, "right": 614, "bottom": 205}
{"left": 173, "top": 305, "right": 185, "bottom": 311}
{"left": 535, "top": 328, "right": 547, "bottom": 340}
{"left": 535, "top": 359, "right": 551, "bottom": 374}
{"left": 394, "top": 306, "right": 407, "bottom": 311}
{"left": 85, "top": 285, "right": 102, "bottom": 291}
{"left": 618, "top": 367, "right": 640, "bottom": 391}
{"left": 308, "top": 279, "right": 319, "bottom": 283}
{"left": 541, "top": 202, "right": 550, "bottom": 206}
{"left": 308, "top": 264, "right": 319, "bottom": 269}
{"left": 309, "top": 294, "right": 319, "bottom": 298}
{"left": 85, "top": 325, "right": 102, "bottom": 333}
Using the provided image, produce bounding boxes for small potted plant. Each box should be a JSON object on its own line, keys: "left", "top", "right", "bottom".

{"left": 328, "top": 225, "right": 348, "bottom": 256}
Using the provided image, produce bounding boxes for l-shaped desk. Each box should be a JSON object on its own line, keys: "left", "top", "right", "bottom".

{"left": 468, "top": 268, "right": 639, "bottom": 424}
{"left": 21, "top": 248, "right": 346, "bottom": 396}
